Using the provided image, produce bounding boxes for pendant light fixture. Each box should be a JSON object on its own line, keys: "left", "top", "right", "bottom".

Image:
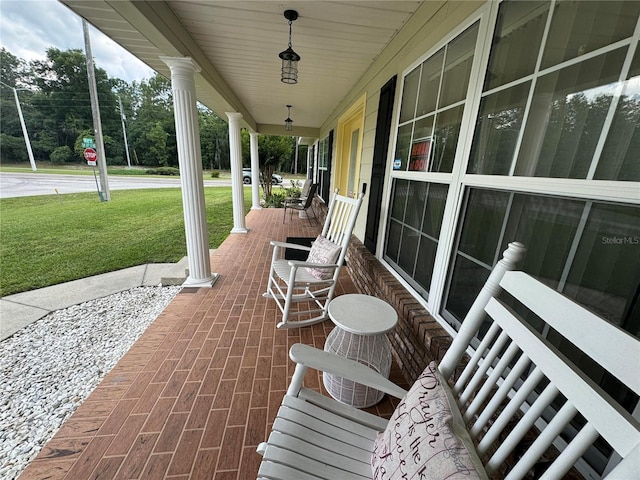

{"left": 279, "top": 10, "right": 300, "bottom": 84}
{"left": 284, "top": 105, "right": 293, "bottom": 131}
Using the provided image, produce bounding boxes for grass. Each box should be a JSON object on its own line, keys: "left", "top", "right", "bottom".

{"left": 0, "top": 187, "right": 252, "bottom": 296}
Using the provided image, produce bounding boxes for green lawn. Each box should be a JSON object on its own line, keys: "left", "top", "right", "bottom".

{"left": 0, "top": 188, "right": 251, "bottom": 296}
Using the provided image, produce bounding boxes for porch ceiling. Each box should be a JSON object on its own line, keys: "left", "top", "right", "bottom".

{"left": 59, "top": 0, "right": 423, "bottom": 138}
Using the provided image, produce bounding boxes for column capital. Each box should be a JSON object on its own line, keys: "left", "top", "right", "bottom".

{"left": 160, "top": 56, "right": 201, "bottom": 74}
{"left": 226, "top": 112, "right": 243, "bottom": 124}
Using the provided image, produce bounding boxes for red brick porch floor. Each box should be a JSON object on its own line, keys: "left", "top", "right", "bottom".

{"left": 21, "top": 207, "right": 405, "bottom": 479}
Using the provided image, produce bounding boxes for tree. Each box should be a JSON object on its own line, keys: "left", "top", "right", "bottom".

{"left": 28, "top": 48, "right": 121, "bottom": 163}
{"left": 0, "top": 48, "right": 31, "bottom": 162}
{"left": 241, "top": 133, "right": 292, "bottom": 200}
{"left": 128, "top": 74, "right": 176, "bottom": 166}
{"left": 199, "top": 109, "right": 229, "bottom": 170}
{"left": 146, "top": 122, "right": 169, "bottom": 166}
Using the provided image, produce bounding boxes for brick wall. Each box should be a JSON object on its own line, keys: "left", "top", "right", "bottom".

{"left": 345, "top": 236, "right": 454, "bottom": 384}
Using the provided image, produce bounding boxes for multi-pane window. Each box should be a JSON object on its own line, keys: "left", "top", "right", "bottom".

{"left": 385, "top": 180, "right": 447, "bottom": 296}
{"left": 468, "top": 0, "right": 640, "bottom": 180}
{"left": 443, "top": 187, "right": 640, "bottom": 473}
{"left": 317, "top": 135, "right": 331, "bottom": 201}
{"left": 385, "top": 21, "right": 480, "bottom": 293}
{"left": 444, "top": 189, "right": 640, "bottom": 338}
{"left": 393, "top": 22, "right": 479, "bottom": 173}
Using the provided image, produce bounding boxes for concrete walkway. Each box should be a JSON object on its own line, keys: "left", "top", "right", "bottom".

{"left": 0, "top": 255, "right": 198, "bottom": 341}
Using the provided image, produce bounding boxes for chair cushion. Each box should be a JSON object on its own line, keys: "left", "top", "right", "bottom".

{"left": 305, "top": 235, "right": 341, "bottom": 280}
{"left": 371, "top": 362, "right": 487, "bottom": 480}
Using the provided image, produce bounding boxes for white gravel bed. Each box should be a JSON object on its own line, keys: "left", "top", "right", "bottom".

{"left": 0, "top": 285, "right": 181, "bottom": 480}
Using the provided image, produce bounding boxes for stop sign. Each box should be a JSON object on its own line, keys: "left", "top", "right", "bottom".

{"left": 84, "top": 148, "right": 97, "bottom": 165}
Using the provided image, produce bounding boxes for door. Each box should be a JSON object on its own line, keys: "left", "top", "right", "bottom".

{"left": 336, "top": 96, "right": 366, "bottom": 198}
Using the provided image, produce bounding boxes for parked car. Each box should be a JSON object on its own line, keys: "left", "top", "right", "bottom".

{"left": 242, "top": 168, "right": 283, "bottom": 185}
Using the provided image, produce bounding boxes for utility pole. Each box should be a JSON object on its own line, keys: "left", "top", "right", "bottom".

{"left": 1, "top": 81, "right": 36, "bottom": 171}
{"left": 83, "top": 19, "right": 110, "bottom": 201}
{"left": 118, "top": 96, "right": 132, "bottom": 168}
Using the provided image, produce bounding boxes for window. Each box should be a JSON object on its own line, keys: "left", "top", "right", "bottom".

{"left": 444, "top": 189, "right": 640, "bottom": 336}
{"left": 394, "top": 22, "right": 480, "bottom": 174}
{"left": 468, "top": 0, "right": 640, "bottom": 180}
{"left": 385, "top": 180, "right": 448, "bottom": 295}
{"left": 317, "top": 133, "right": 332, "bottom": 201}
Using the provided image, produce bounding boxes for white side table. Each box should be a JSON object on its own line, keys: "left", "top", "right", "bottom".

{"left": 323, "top": 294, "right": 398, "bottom": 408}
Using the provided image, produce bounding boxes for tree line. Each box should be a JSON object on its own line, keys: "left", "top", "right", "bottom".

{"left": 0, "top": 47, "right": 306, "bottom": 174}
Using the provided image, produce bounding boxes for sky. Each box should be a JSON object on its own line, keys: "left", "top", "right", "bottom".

{"left": 0, "top": 0, "right": 155, "bottom": 84}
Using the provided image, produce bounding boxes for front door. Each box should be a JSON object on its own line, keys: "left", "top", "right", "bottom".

{"left": 336, "top": 96, "right": 366, "bottom": 198}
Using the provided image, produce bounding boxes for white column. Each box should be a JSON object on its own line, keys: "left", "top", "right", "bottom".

{"left": 226, "top": 112, "right": 248, "bottom": 233}
{"left": 161, "top": 56, "right": 217, "bottom": 288}
{"left": 249, "top": 131, "right": 261, "bottom": 210}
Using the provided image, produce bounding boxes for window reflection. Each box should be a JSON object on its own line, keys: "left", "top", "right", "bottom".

{"left": 541, "top": 0, "right": 640, "bottom": 69}
{"left": 515, "top": 49, "right": 626, "bottom": 178}
{"left": 399, "top": 68, "right": 420, "bottom": 123}
{"left": 416, "top": 50, "right": 444, "bottom": 117}
{"left": 468, "top": 82, "right": 530, "bottom": 174}
{"left": 432, "top": 106, "right": 463, "bottom": 173}
{"left": 445, "top": 188, "right": 638, "bottom": 335}
{"left": 484, "top": 1, "right": 548, "bottom": 91}
{"left": 596, "top": 49, "right": 640, "bottom": 181}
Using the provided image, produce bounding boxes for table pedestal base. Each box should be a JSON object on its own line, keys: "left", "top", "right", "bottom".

{"left": 323, "top": 327, "right": 392, "bottom": 408}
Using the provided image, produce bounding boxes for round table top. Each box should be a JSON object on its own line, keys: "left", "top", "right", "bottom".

{"left": 327, "top": 294, "right": 397, "bottom": 335}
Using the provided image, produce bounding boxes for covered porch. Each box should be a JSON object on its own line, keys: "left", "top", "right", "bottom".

{"left": 19, "top": 207, "right": 406, "bottom": 480}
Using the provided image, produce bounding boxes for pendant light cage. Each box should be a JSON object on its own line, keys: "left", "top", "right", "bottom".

{"left": 285, "top": 105, "right": 293, "bottom": 131}
{"left": 279, "top": 10, "right": 300, "bottom": 84}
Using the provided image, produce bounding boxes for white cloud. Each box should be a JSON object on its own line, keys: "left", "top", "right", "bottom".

{"left": 0, "top": 0, "right": 155, "bottom": 83}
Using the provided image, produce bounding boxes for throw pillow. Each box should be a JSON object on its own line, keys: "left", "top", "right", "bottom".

{"left": 371, "top": 362, "right": 487, "bottom": 480}
{"left": 305, "top": 235, "right": 341, "bottom": 280}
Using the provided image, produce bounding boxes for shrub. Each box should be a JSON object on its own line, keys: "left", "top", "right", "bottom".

{"left": 49, "top": 145, "right": 74, "bottom": 164}
{"left": 145, "top": 166, "right": 180, "bottom": 176}
{"left": 108, "top": 168, "right": 147, "bottom": 176}
{"left": 210, "top": 170, "right": 220, "bottom": 178}
{"left": 283, "top": 179, "right": 302, "bottom": 199}
{"left": 0, "top": 134, "right": 28, "bottom": 162}
{"left": 266, "top": 189, "right": 287, "bottom": 208}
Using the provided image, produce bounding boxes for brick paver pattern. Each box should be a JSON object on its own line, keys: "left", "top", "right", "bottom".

{"left": 21, "top": 207, "right": 404, "bottom": 479}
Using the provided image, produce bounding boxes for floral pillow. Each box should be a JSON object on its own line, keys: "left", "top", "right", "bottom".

{"left": 305, "top": 235, "right": 341, "bottom": 280}
{"left": 371, "top": 362, "right": 487, "bottom": 480}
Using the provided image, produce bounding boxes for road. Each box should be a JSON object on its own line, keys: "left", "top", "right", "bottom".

{"left": 0, "top": 172, "right": 232, "bottom": 199}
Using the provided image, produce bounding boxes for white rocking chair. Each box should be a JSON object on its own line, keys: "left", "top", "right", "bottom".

{"left": 264, "top": 190, "right": 364, "bottom": 329}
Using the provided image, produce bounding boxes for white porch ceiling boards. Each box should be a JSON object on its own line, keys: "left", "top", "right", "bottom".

{"left": 60, "top": 1, "right": 422, "bottom": 137}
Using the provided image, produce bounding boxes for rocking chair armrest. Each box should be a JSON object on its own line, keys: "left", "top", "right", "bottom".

{"left": 288, "top": 343, "right": 407, "bottom": 399}
{"left": 287, "top": 260, "right": 339, "bottom": 270}
{"left": 269, "top": 240, "right": 313, "bottom": 252}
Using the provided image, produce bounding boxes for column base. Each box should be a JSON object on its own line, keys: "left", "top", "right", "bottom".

{"left": 230, "top": 227, "right": 249, "bottom": 234}
{"left": 183, "top": 273, "right": 219, "bottom": 288}
{"left": 251, "top": 206, "right": 262, "bottom": 210}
